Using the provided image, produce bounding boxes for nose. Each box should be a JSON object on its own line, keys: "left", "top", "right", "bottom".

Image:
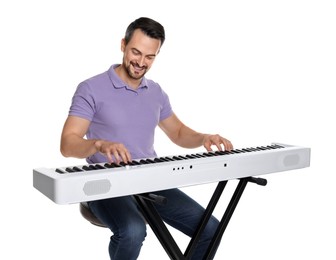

{"left": 137, "top": 56, "right": 146, "bottom": 68}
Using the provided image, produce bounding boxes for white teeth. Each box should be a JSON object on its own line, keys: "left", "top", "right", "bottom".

{"left": 132, "top": 63, "right": 143, "bottom": 71}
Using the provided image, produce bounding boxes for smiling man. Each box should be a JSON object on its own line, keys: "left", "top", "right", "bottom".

{"left": 60, "top": 17, "right": 232, "bottom": 260}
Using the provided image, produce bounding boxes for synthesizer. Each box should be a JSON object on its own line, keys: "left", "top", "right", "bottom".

{"left": 33, "top": 143, "right": 310, "bottom": 205}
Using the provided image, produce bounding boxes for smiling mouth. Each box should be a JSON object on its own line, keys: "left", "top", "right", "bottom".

{"left": 131, "top": 62, "right": 146, "bottom": 73}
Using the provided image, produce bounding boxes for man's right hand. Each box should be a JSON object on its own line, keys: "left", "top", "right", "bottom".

{"left": 61, "top": 116, "right": 132, "bottom": 164}
{"left": 94, "top": 140, "right": 132, "bottom": 164}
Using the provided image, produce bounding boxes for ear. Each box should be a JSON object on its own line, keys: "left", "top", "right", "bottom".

{"left": 121, "top": 38, "right": 126, "bottom": 52}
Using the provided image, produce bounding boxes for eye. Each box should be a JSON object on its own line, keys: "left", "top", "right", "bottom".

{"left": 146, "top": 56, "right": 155, "bottom": 61}
{"left": 131, "top": 49, "right": 141, "bottom": 56}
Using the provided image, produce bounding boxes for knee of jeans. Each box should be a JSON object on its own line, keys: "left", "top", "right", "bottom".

{"left": 120, "top": 220, "right": 147, "bottom": 242}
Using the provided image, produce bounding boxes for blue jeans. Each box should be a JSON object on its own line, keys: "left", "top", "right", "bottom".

{"left": 88, "top": 188, "right": 220, "bottom": 260}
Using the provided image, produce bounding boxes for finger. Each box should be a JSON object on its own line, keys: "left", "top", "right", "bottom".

{"left": 210, "top": 135, "right": 222, "bottom": 151}
{"left": 203, "top": 141, "right": 213, "bottom": 152}
{"left": 120, "top": 150, "right": 132, "bottom": 164}
{"left": 126, "top": 150, "right": 132, "bottom": 162}
{"left": 223, "top": 140, "right": 233, "bottom": 151}
{"left": 214, "top": 140, "right": 223, "bottom": 151}
{"left": 106, "top": 151, "right": 114, "bottom": 163}
{"left": 215, "top": 137, "right": 232, "bottom": 151}
{"left": 112, "top": 150, "right": 121, "bottom": 164}
{"left": 209, "top": 135, "right": 223, "bottom": 151}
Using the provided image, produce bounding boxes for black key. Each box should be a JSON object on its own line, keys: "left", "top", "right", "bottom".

{"left": 111, "top": 163, "right": 122, "bottom": 168}
{"left": 193, "top": 153, "right": 206, "bottom": 158}
{"left": 65, "top": 167, "right": 75, "bottom": 173}
{"left": 203, "top": 153, "right": 215, "bottom": 157}
{"left": 120, "top": 161, "right": 137, "bottom": 166}
{"left": 158, "top": 157, "right": 170, "bottom": 162}
{"left": 222, "top": 151, "right": 234, "bottom": 154}
{"left": 103, "top": 163, "right": 121, "bottom": 168}
{"left": 56, "top": 168, "right": 66, "bottom": 174}
{"left": 230, "top": 150, "right": 240, "bottom": 154}
{"left": 186, "top": 154, "right": 197, "bottom": 159}
{"left": 82, "top": 165, "right": 93, "bottom": 171}
{"left": 154, "top": 158, "right": 165, "bottom": 163}
{"left": 73, "top": 166, "right": 83, "bottom": 172}
{"left": 164, "top": 157, "right": 175, "bottom": 161}
{"left": 104, "top": 163, "right": 114, "bottom": 168}
{"left": 139, "top": 159, "right": 150, "bottom": 164}
{"left": 129, "top": 160, "right": 141, "bottom": 165}
{"left": 95, "top": 164, "right": 106, "bottom": 169}
{"left": 88, "top": 165, "right": 98, "bottom": 170}
{"left": 273, "top": 144, "right": 284, "bottom": 149}
{"left": 269, "top": 144, "right": 282, "bottom": 149}
{"left": 215, "top": 151, "right": 226, "bottom": 155}
{"left": 178, "top": 155, "right": 188, "bottom": 160}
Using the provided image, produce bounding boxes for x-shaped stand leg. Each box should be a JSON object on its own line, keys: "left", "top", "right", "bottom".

{"left": 134, "top": 177, "right": 267, "bottom": 260}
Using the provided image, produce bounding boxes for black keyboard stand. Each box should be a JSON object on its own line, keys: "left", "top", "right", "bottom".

{"left": 134, "top": 176, "right": 267, "bottom": 260}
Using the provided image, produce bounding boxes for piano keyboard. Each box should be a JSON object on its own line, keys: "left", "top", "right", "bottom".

{"left": 33, "top": 143, "right": 310, "bottom": 204}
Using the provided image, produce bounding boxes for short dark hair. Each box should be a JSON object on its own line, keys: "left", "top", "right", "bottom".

{"left": 124, "top": 17, "right": 165, "bottom": 47}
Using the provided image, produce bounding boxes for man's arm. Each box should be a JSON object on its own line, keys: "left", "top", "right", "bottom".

{"left": 158, "top": 113, "right": 233, "bottom": 151}
{"left": 60, "top": 115, "right": 131, "bottom": 163}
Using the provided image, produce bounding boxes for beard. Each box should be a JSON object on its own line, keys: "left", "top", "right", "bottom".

{"left": 125, "top": 61, "right": 148, "bottom": 80}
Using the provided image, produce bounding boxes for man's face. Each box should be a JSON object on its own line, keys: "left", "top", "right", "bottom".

{"left": 121, "top": 29, "right": 161, "bottom": 80}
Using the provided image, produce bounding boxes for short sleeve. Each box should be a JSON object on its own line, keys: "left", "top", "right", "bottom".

{"left": 68, "top": 82, "right": 96, "bottom": 121}
{"left": 159, "top": 88, "right": 173, "bottom": 121}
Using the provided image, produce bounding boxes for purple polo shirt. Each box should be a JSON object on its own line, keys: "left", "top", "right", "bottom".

{"left": 69, "top": 64, "right": 173, "bottom": 163}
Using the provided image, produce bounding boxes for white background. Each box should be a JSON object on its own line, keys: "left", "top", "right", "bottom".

{"left": 1, "top": 0, "right": 335, "bottom": 259}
